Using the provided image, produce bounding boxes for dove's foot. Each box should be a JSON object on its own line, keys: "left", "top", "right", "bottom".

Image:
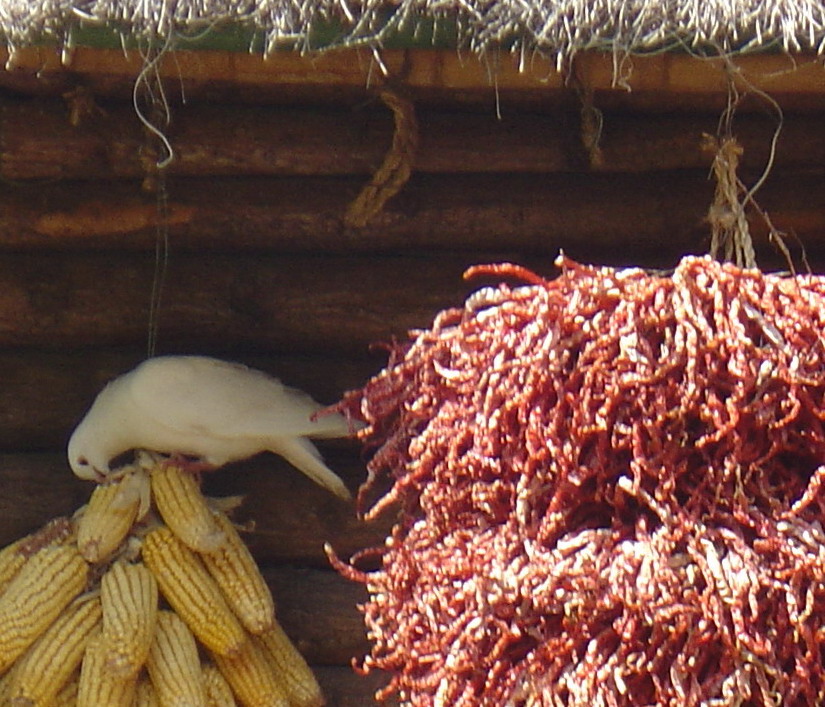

{"left": 161, "top": 454, "right": 216, "bottom": 482}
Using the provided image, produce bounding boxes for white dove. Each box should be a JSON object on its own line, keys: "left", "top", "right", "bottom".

{"left": 67, "top": 355, "right": 355, "bottom": 499}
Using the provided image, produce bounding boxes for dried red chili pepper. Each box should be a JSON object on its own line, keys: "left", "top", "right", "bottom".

{"left": 334, "top": 256, "right": 825, "bottom": 706}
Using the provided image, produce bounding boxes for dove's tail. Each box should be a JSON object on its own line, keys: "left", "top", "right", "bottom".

{"left": 305, "top": 410, "right": 363, "bottom": 439}
{"left": 271, "top": 436, "right": 351, "bottom": 500}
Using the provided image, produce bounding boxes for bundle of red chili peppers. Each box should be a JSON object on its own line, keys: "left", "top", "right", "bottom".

{"left": 334, "top": 255, "right": 825, "bottom": 706}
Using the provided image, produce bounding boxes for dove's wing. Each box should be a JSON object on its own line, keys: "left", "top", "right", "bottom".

{"left": 126, "top": 356, "right": 345, "bottom": 441}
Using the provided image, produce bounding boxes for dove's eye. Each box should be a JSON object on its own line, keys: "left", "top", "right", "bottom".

{"left": 77, "top": 457, "right": 89, "bottom": 467}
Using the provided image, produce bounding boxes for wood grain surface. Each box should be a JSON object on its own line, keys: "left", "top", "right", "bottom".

{"left": 0, "top": 252, "right": 475, "bottom": 353}
{"left": 0, "top": 45, "right": 822, "bottom": 703}
{"left": 0, "top": 47, "right": 823, "bottom": 111}
{"left": 0, "top": 172, "right": 821, "bottom": 260}
{"left": 2, "top": 99, "right": 822, "bottom": 181}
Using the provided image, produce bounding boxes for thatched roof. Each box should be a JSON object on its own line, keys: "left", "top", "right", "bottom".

{"left": 0, "top": 1, "right": 823, "bottom": 61}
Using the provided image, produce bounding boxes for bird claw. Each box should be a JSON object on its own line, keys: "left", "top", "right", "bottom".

{"left": 135, "top": 450, "right": 167, "bottom": 472}
{"left": 166, "top": 454, "right": 217, "bottom": 476}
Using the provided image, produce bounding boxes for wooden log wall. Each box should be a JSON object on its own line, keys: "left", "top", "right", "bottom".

{"left": 0, "top": 47, "right": 823, "bottom": 705}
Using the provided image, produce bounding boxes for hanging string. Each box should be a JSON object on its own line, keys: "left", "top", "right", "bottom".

{"left": 344, "top": 87, "right": 418, "bottom": 228}
{"left": 133, "top": 35, "right": 175, "bottom": 359}
{"left": 569, "top": 61, "right": 605, "bottom": 170}
{"left": 705, "top": 134, "right": 755, "bottom": 269}
{"left": 147, "top": 169, "right": 170, "bottom": 359}
{"left": 706, "top": 54, "right": 798, "bottom": 272}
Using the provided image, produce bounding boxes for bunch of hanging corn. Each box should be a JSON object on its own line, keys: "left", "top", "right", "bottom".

{"left": 0, "top": 461, "right": 323, "bottom": 707}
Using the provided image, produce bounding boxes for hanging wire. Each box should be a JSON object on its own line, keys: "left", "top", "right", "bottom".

{"left": 147, "top": 169, "right": 170, "bottom": 359}
{"left": 133, "top": 33, "right": 176, "bottom": 358}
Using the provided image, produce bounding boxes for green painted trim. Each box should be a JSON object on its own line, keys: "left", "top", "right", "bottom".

{"left": 14, "top": 13, "right": 790, "bottom": 57}
{"left": 38, "top": 12, "right": 462, "bottom": 52}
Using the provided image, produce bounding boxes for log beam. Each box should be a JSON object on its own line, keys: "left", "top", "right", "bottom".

{"left": 314, "top": 667, "right": 394, "bottom": 707}
{"left": 265, "top": 566, "right": 371, "bottom": 666}
{"left": 2, "top": 99, "right": 823, "bottom": 180}
{"left": 0, "top": 455, "right": 89, "bottom": 543}
{"left": 0, "top": 47, "right": 823, "bottom": 111}
{"left": 0, "top": 252, "right": 477, "bottom": 353}
{"left": 0, "top": 173, "right": 821, "bottom": 257}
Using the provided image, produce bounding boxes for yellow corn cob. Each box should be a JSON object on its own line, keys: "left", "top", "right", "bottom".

{"left": 0, "top": 517, "right": 73, "bottom": 595}
{"left": 203, "top": 663, "right": 238, "bottom": 707}
{"left": 100, "top": 560, "right": 158, "bottom": 677}
{"left": 6, "top": 596, "right": 101, "bottom": 706}
{"left": 200, "top": 511, "right": 275, "bottom": 634}
{"left": 52, "top": 674, "right": 79, "bottom": 707}
{"left": 77, "top": 471, "right": 144, "bottom": 563}
{"left": 77, "top": 636, "right": 138, "bottom": 707}
{"left": 258, "top": 621, "right": 324, "bottom": 707}
{"left": 135, "top": 678, "right": 159, "bottom": 707}
{"left": 0, "top": 539, "right": 28, "bottom": 598}
{"left": 147, "top": 611, "right": 206, "bottom": 707}
{"left": 150, "top": 463, "right": 226, "bottom": 553}
{"left": 0, "top": 662, "right": 16, "bottom": 702}
{"left": 211, "top": 637, "right": 289, "bottom": 707}
{"left": 141, "top": 526, "right": 246, "bottom": 656}
{"left": 0, "top": 544, "right": 88, "bottom": 672}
